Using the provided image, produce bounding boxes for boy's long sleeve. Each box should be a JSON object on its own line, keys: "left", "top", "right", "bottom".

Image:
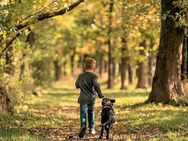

{"left": 93, "top": 77, "right": 104, "bottom": 98}
{"left": 75, "top": 76, "right": 80, "bottom": 89}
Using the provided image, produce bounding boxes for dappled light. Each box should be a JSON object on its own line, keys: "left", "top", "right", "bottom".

{"left": 0, "top": 0, "right": 188, "bottom": 140}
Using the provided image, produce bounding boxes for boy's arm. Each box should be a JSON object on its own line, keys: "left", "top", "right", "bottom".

{"left": 93, "top": 76, "right": 104, "bottom": 98}
{"left": 75, "top": 75, "right": 80, "bottom": 89}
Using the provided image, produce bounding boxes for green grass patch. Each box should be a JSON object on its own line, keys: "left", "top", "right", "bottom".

{"left": 0, "top": 81, "right": 188, "bottom": 140}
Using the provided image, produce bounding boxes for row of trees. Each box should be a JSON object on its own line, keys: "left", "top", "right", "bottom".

{"left": 0, "top": 0, "right": 188, "bottom": 113}
{"left": 0, "top": 0, "right": 84, "bottom": 113}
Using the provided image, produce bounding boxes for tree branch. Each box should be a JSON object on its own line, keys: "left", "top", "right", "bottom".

{"left": 0, "top": 33, "right": 20, "bottom": 57}
{"left": 0, "top": 0, "right": 84, "bottom": 56}
{"left": 16, "top": 0, "right": 84, "bottom": 30}
{"left": 18, "top": 0, "right": 56, "bottom": 24}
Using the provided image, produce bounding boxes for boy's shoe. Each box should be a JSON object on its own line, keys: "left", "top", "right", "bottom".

{"left": 89, "top": 128, "right": 96, "bottom": 135}
{"left": 79, "top": 126, "right": 87, "bottom": 138}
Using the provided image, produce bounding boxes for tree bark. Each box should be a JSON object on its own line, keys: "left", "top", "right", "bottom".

{"left": 136, "top": 40, "right": 147, "bottom": 88}
{"left": 107, "top": 0, "right": 114, "bottom": 89}
{"left": 147, "top": 0, "right": 185, "bottom": 103}
{"left": 181, "top": 37, "right": 188, "bottom": 80}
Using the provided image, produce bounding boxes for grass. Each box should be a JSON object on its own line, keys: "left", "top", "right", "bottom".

{"left": 0, "top": 81, "right": 188, "bottom": 141}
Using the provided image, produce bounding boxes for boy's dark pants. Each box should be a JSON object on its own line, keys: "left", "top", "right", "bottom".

{"left": 80, "top": 103, "right": 94, "bottom": 129}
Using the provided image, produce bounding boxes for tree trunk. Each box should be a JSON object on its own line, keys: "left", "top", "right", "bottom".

{"left": 148, "top": 55, "right": 153, "bottom": 86}
{"left": 19, "top": 53, "right": 26, "bottom": 80}
{"left": 77, "top": 56, "right": 82, "bottom": 68}
{"left": 181, "top": 37, "right": 187, "bottom": 80}
{"left": 63, "top": 60, "right": 67, "bottom": 76}
{"left": 128, "top": 59, "right": 133, "bottom": 84}
{"left": 99, "top": 56, "right": 104, "bottom": 76}
{"left": 148, "top": 39, "right": 155, "bottom": 86}
{"left": 70, "top": 49, "right": 76, "bottom": 75}
{"left": 0, "top": 80, "right": 13, "bottom": 114}
{"left": 120, "top": 37, "right": 128, "bottom": 89}
{"left": 136, "top": 40, "right": 147, "bottom": 88}
{"left": 104, "top": 60, "right": 108, "bottom": 73}
{"left": 54, "top": 60, "right": 62, "bottom": 81}
{"left": 187, "top": 37, "right": 188, "bottom": 77}
{"left": 107, "top": 0, "right": 114, "bottom": 89}
{"left": 112, "top": 60, "right": 116, "bottom": 82}
{"left": 82, "top": 54, "right": 88, "bottom": 71}
{"left": 147, "top": 0, "right": 185, "bottom": 103}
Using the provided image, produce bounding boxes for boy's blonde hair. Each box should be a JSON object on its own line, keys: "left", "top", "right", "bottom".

{"left": 84, "top": 58, "right": 96, "bottom": 70}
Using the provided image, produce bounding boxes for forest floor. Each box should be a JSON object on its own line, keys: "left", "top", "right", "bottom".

{"left": 0, "top": 81, "right": 188, "bottom": 141}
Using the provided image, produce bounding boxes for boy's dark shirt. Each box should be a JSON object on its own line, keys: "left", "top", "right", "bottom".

{"left": 75, "top": 72, "right": 104, "bottom": 104}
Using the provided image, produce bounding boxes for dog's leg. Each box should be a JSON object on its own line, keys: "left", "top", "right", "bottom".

{"left": 106, "top": 126, "right": 110, "bottom": 139}
{"left": 99, "top": 126, "right": 104, "bottom": 139}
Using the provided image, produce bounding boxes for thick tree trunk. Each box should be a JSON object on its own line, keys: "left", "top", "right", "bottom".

{"left": 107, "top": 0, "right": 114, "bottom": 89}
{"left": 54, "top": 60, "right": 62, "bottom": 81}
{"left": 147, "top": 0, "right": 185, "bottom": 103}
{"left": 136, "top": 40, "right": 147, "bottom": 88}
{"left": 181, "top": 37, "right": 188, "bottom": 80}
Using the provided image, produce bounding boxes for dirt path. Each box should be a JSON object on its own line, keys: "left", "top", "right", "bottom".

{"left": 25, "top": 83, "right": 188, "bottom": 141}
{"left": 28, "top": 104, "right": 127, "bottom": 141}
{"left": 28, "top": 102, "right": 167, "bottom": 141}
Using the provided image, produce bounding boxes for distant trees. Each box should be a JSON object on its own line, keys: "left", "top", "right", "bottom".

{"left": 2, "top": 0, "right": 187, "bottom": 112}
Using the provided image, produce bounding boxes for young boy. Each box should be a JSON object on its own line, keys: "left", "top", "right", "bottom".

{"left": 75, "top": 58, "right": 104, "bottom": 138}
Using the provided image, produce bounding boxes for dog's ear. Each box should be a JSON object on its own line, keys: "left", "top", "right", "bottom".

{"left": 102, "top": 98, "right": 106, "bottom": 106}
{"left": 102, "top": 101, "right": 105, "bottom": 106}
{"left": 110, "top": 99, "right": 115, "bottom": 103}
